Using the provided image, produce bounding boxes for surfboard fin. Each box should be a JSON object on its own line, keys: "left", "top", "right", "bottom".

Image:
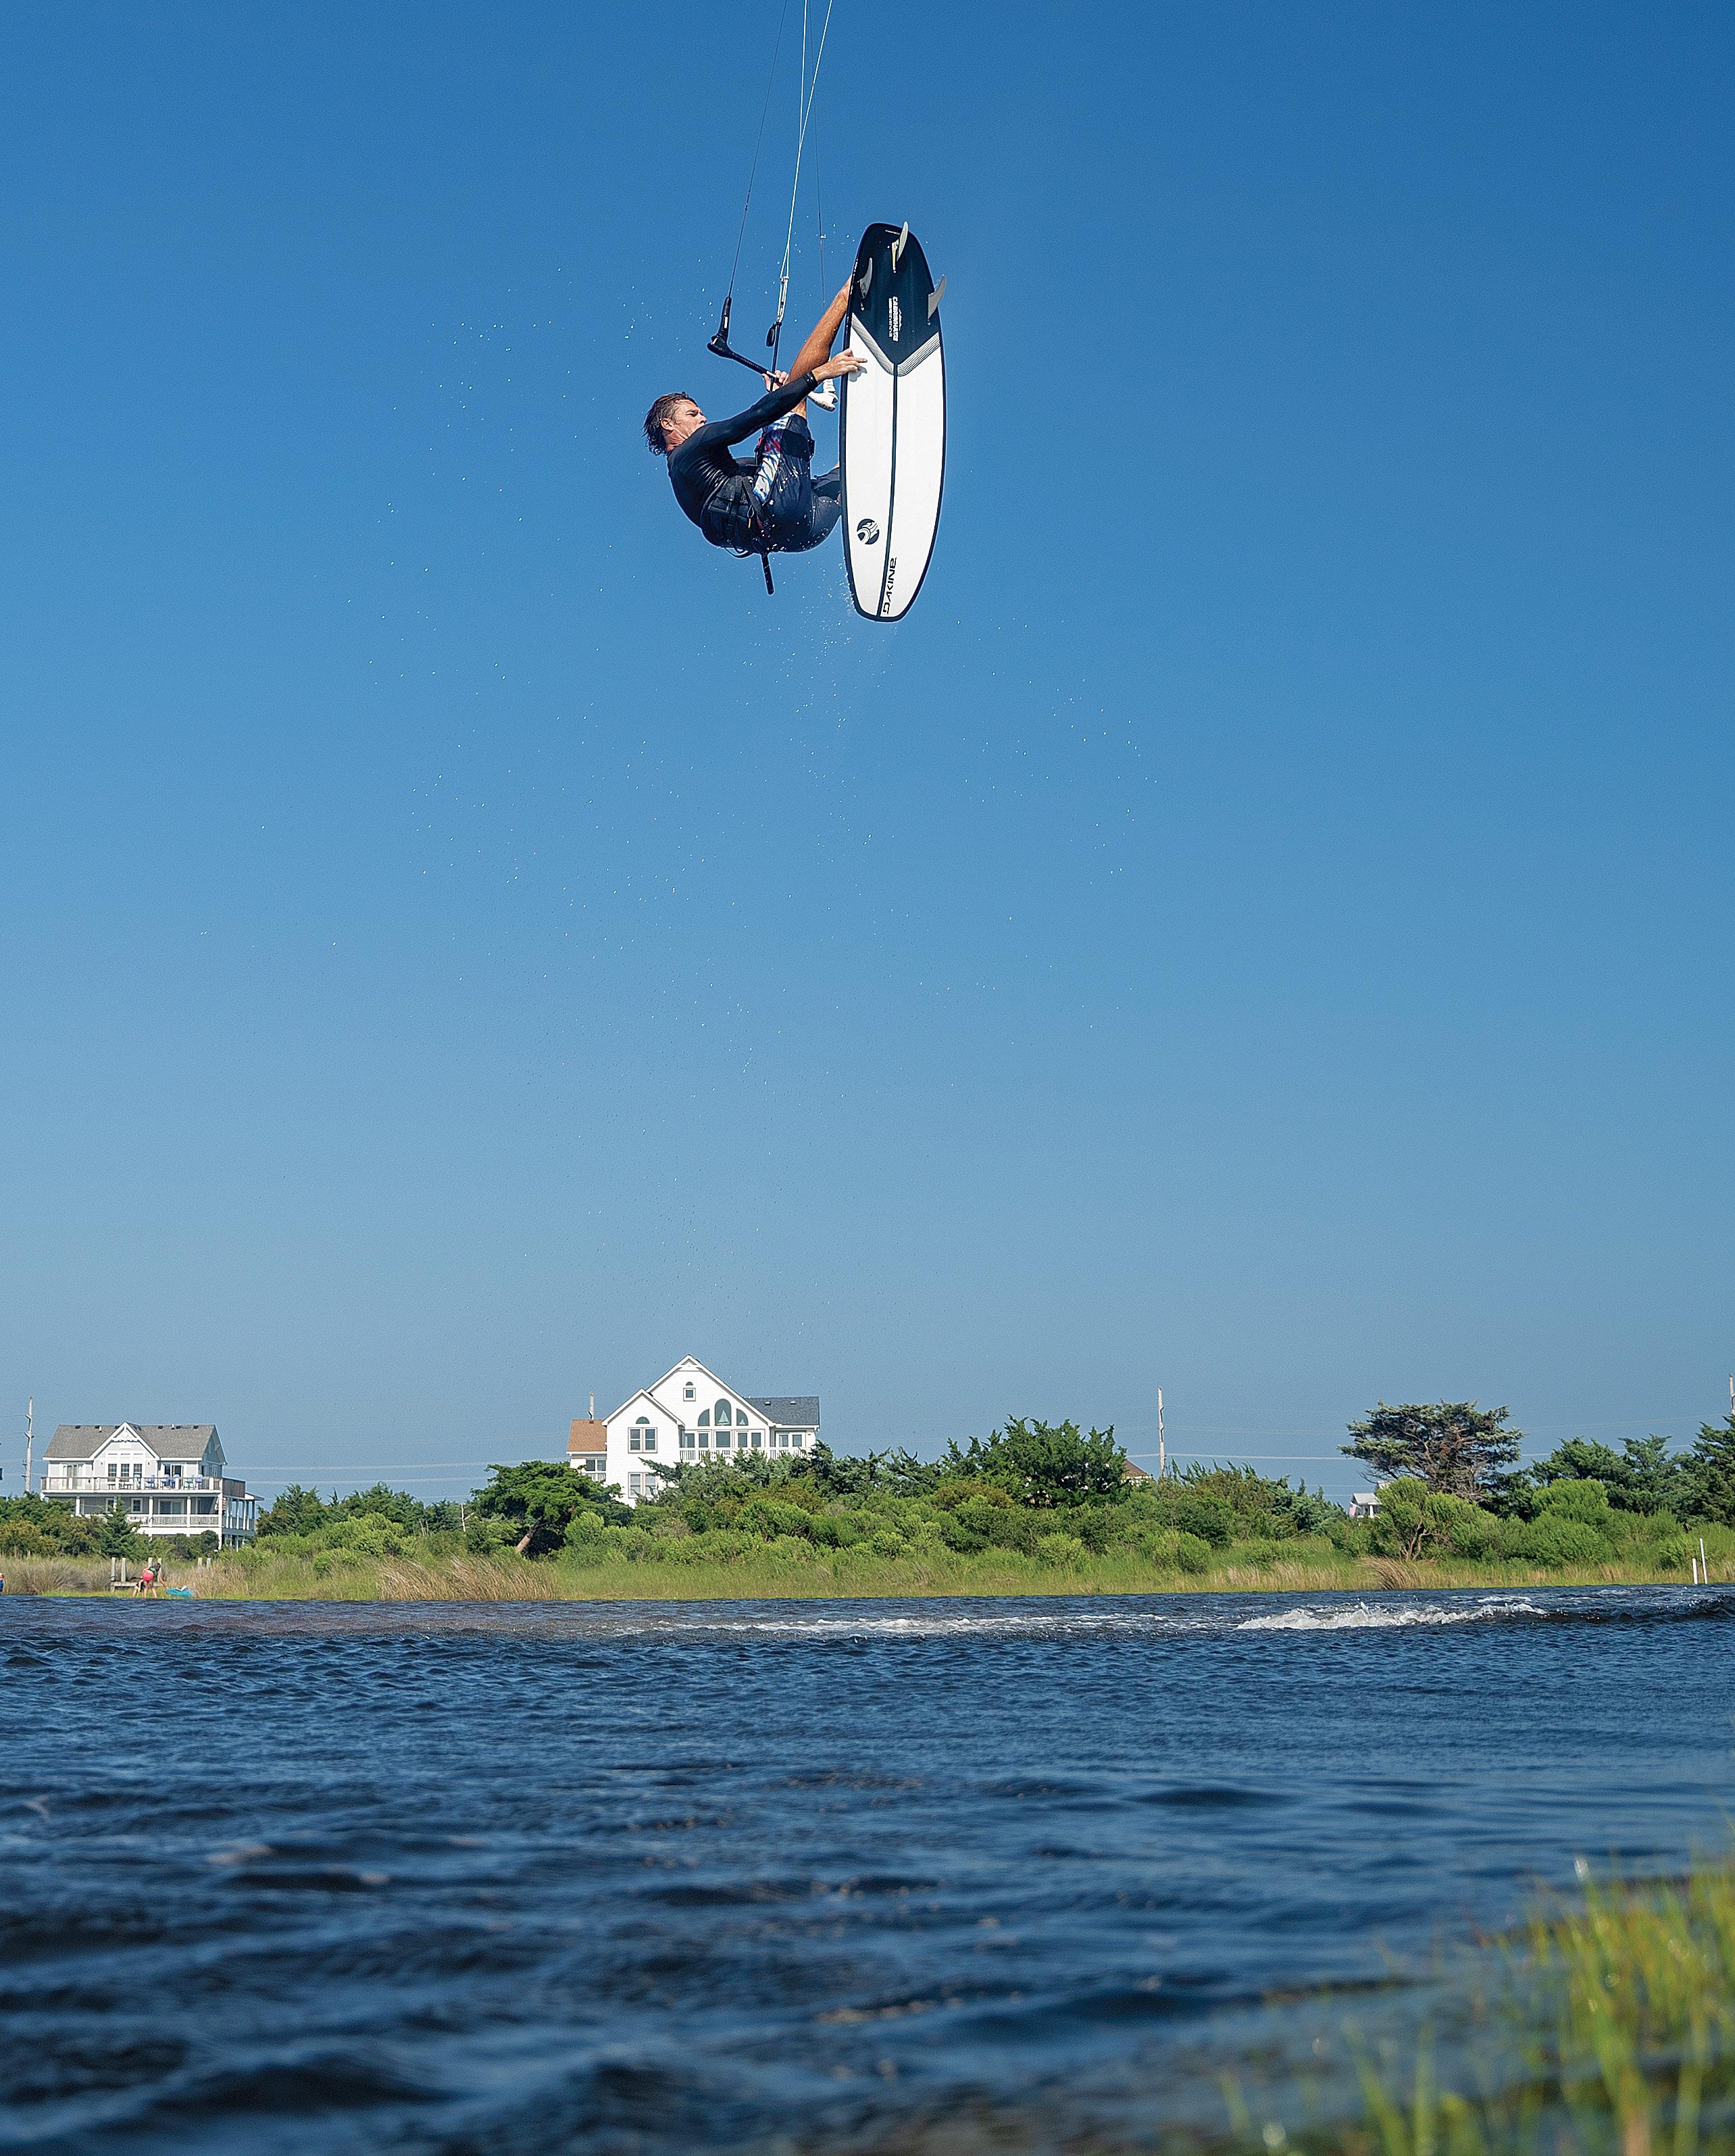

{"left": 890, "top": 221, "right": 909, "bottom": 269}
{"left": 928, "top": 275, "right": 946, "bottom": 319}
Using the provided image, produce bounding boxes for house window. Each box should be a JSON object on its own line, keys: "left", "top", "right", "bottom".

{"left": 683, "top": 1383, "right": 695, "bottom": 1400}
{"left": 680, "top": 1431, "right": 696, "bottom": 1452}
{"left": 714, "top": 1399, "right": 732, "bottom": 1428}
{"left": 715, "top": 1430, "right": 731, "bottom": 1449}
{"left": 749, "top": 1433, "right": 763, "bottom": 1448}
{"left": 697, "top": 1433, "right": 709, "bottom": 1449}
{"left": 698, "top": 1410, "right": 710, "bottom": 1427}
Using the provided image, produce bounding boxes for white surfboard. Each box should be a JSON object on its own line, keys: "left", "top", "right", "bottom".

{"left": 840, "top": 222, "right": 945, "bottom": 622}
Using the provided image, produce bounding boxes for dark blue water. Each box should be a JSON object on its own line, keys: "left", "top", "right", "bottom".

{"left": 3, "top": 1586, "right": 1732, "bottom": 2154}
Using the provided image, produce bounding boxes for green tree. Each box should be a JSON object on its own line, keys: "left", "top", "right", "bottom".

{"left": 95, "top": 1506, "right": 146, "bottom": 1560}
{"left": 0, "top": 1494, "right": 99, "bottom": 1555}
{"left": 1170, "top": 1490, "right": 1234, "bottom": 1547}
{"left": 1152, "top": 1462, "right": 1342, "bottom": 1541}
{"left": 331, "top": 1483, "right": 426, "bottom": 1530}
{"left": 1519, "top": 1435, "right": 1690, "bottom": 1518}
{"left": 807, "top": 1443, "right": 943, "bottom": 1498}
{"left": 1684, "top": 1414, "right": 1735, "bottom": 1527}
{"left": 470, "top": 1460, "right": 626, "bottom": 1555}
{"left": 1342, "top": 1401, "right": 1521, "bottom": 1501}
{"left": 1616, "top": 1435, "right": 1691, "bottom": 1516}
{"left": 1364, "top": 1479, "right": 1490, "bottom": 1560}
{"left": 1530, "top": 1438, "right": 1624, "bottom": 1491}
{"left": 942, "top": 1420, "right": 1128, "bottom": 1508}
{"left": 257, "top": 1485, "right": 330, "bottom": 1537}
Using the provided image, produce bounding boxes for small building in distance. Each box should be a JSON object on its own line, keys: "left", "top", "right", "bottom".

{"left": 1349, "top": 1490, "right": 1381, "bottom": 1520}
{"left": 576, "top": 1357, "right": 820, "bottom": 1505}
{"left": 568, "top": 1418, "right": 609, "bottom": 1481}
{"left": 39, "top": 1424, "right": 259, "bottom": 1545}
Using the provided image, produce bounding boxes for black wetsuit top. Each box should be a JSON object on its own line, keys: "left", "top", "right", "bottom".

{"left": 666, "top": 371, "right": 818, "bottom": 552}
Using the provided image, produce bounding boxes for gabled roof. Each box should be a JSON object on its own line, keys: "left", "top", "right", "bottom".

{"left": 747, "top": 1397, "right": 820, "bottom": 1427}
{"left": 45, "top": 1424, "right": 219, "bottom": 1462}
{"left": 567, "top": 1419, "right": 608, "bottom": 1455}
{"left": 601, "top": 1388, "right": 674, "bottom": 1427}
{"left": 604, "top": 1363, "right": 820, "bottom": 1431}
{"left": 608, "top": 1359, "right": 744, "bottom": 1424}
{"left": 634, "top": 1355, "right": 731, "bottom": 1410}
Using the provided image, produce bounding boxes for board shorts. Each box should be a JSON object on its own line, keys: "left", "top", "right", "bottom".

{"left": 749, "top": 415, "right": 843, "bottom": 554}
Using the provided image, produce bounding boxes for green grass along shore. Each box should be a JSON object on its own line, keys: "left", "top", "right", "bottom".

{"left": 5, "top": 1537, "right": 1728, "bottom": 1600}
{"left": 1215, "top": 1860, "right": 1735, "bottom": 2156}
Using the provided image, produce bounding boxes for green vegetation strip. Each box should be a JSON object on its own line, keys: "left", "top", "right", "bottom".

{"left": 4, "top": 1408, "right": 1732, "bottom": 1598}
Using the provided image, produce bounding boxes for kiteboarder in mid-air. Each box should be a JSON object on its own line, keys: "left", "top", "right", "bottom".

{"left": 645, "top": 280, "right": 861, "bottom": 569}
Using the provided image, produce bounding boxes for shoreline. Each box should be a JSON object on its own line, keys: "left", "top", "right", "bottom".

{"left": 2, "top": 1549, "right": 1724, "bottom": 1602}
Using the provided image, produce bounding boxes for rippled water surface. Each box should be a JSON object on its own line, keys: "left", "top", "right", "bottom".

{"left": 3, "top": 1586, "right": 1733, "bottom": 2153}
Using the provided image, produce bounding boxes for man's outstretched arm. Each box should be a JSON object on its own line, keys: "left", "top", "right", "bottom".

{"left": 691, "top": 373, "right": 821, "bottom": 453}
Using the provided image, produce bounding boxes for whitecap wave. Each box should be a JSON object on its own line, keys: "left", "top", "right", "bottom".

{"left": 687, "top": 1610, "right": 1209, "bottom": 1641}
{"left": 1237, "top": 1597, "right": 1544, "bottom": 1632}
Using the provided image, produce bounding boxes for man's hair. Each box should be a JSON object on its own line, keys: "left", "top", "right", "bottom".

{"left": 644, "top": 392, "right": 694, "bottom": 457}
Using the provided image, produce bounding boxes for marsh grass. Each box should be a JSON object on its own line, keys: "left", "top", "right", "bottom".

{"left": 1217, "top": 1864, "right": 1735, "bottom": 2156}
{"left": 0, "top": 1553, "right": 114, "bottom": 1595}
{"left": 3, "top": 1545, "right": 1724, "bottom": 1601}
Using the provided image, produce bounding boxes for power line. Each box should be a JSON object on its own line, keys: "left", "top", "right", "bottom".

{"left": 1124, "top": 1451, "right": 1345, "bottom": 1462}
{"left": 243, "top": 1455, "right": 561, "bottom": 1472}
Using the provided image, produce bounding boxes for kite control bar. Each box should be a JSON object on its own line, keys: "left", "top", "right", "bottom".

{"left": 707, "top": 294, "right": 838, "bottom": 406}
{"left": 707, "top": 297, "right": 774, "bottom": 380}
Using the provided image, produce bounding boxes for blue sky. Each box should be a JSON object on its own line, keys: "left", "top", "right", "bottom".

{"left": 1, "top": 1, "right": 1730, "bottom": 1504}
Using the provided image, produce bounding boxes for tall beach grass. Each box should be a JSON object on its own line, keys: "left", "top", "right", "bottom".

{"left": 3, "top": 1542, "right": 1726, "bottom": 1601}
{"left": 1230, "top": 1859, "right": 1735, "bottom": 2156}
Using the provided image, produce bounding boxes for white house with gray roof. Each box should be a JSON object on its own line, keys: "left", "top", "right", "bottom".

{"left": 572, "top": 1357, "right": 820, "bottom": 1504}
{"left": 39, "top": 1424, "right": 258, "bottom": 1545}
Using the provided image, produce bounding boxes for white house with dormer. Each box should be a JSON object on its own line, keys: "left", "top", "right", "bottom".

{"left": 39, "top": 1424, "right": 259, "bottom": 1545}
{"left": 569, "top": 1357, "right": 821, "bottom": 1505}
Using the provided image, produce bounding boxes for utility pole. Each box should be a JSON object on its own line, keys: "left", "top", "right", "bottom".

{"left": 24, "top": 1397, "right": 32, "bottom": 1497}
{"left": 1157, "top": 1388, "right": 1165, "bottom": 1481}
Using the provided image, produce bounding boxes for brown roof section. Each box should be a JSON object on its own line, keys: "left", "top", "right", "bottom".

{"left": 568, "top": 1419, "right": 608, "bottom": 1456}
{"left": 1122, "top": 1459, "right": 1153, "bottom": 1482}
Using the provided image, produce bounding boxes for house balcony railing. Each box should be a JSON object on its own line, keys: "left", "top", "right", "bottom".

{"left": 39, "top": 1473, "right": 228, "bottom": 1495}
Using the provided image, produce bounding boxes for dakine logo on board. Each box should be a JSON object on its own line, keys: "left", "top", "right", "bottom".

{"left": 856, "top": 518, "right": 880, "bottom": 544}
{"left": 887, "top": 297, "right": 902, "bottom": 341}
